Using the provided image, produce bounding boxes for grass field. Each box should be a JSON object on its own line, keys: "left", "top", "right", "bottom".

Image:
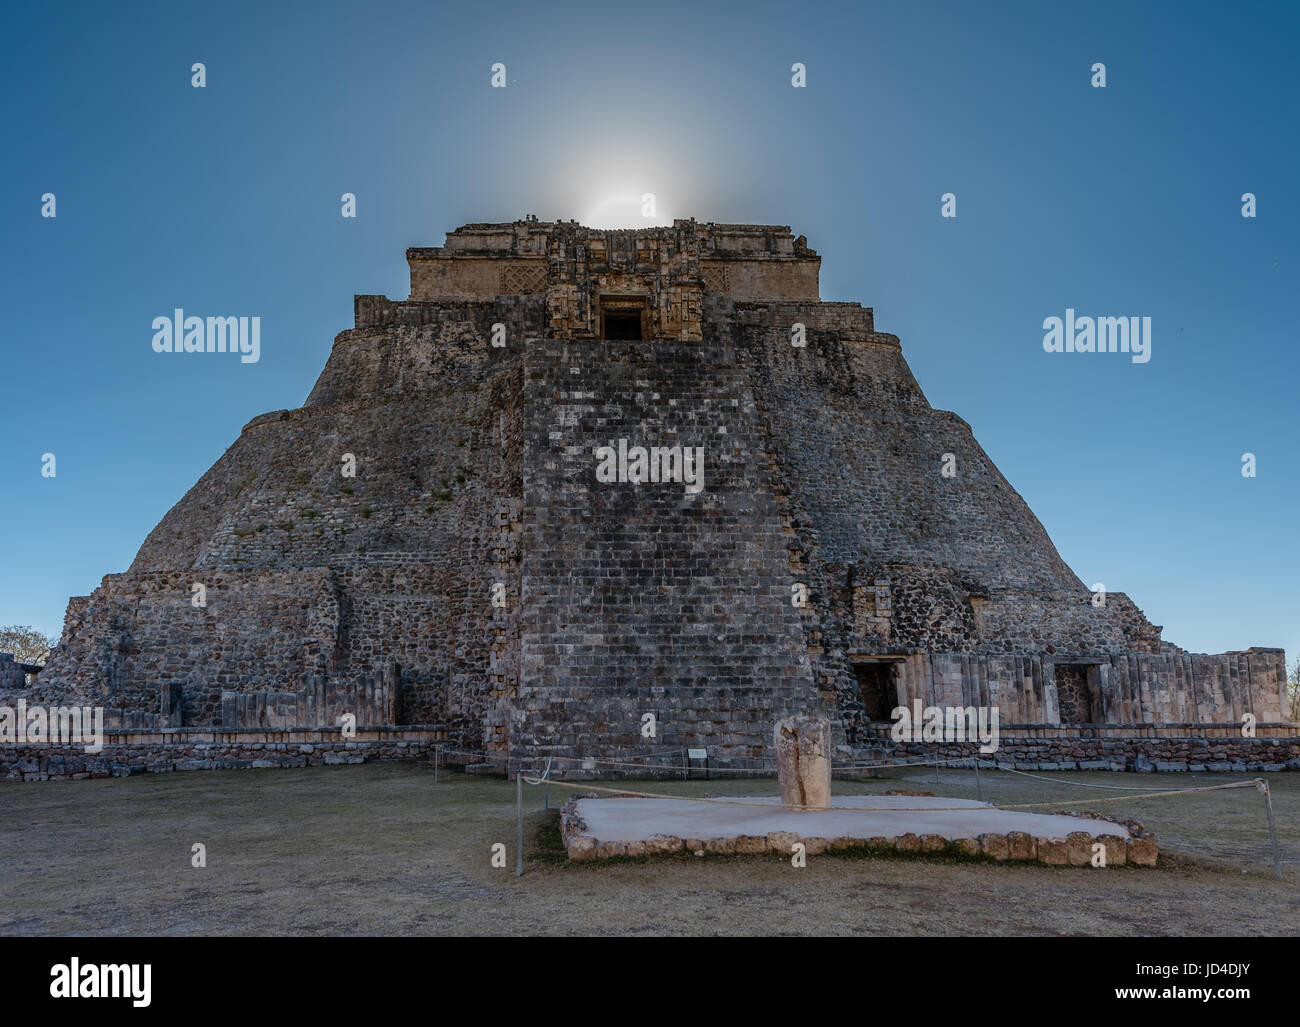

{"left": 1, "top": 762, "right": 1296, "bottom": 936}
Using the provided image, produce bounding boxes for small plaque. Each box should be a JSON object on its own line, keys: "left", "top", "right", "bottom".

{"left": 687, "top": 748, "right": 707, "bottom": 760}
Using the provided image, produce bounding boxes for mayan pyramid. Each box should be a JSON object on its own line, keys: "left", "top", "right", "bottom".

{"left": 20, "top": 217, "right": 1286, "bottom": 770}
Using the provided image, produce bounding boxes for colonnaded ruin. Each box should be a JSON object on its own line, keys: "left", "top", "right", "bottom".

{"left": 4, "top": 216, "right": 1291, "bottom": 777}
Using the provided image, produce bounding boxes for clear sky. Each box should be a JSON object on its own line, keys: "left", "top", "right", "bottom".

{"left": 1, "top": 0, "right": 1295, "bottom": 666}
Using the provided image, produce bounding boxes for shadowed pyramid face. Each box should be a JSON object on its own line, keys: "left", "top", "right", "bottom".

{"left": 13, "top": 218, "right": 1286, "bottom": 771}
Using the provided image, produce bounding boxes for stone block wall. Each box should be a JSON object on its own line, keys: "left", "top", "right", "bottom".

{"left": 17, "top": 218, "right": 1287, "bottom": 776}
{"left": 513, "top": 337, "right": 836, "bottom": 771}
{"left": 0, "top": 654, "right": 24, "bottom": 690}
{"left": 890, "top": 648, "right": 1288, "bottom": 726}
{"left": 24, "top": 299, "right": 538, "bottom": 746}
{"left": 888, "top": 731, "right": 1300, "bottom": 773}
{"left": 0, "top": 727, "right": 447, "bottom": 782}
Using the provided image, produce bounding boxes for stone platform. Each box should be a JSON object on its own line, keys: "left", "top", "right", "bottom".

{"left": 560, "top": 794, "right": 1158, "bottom": 867}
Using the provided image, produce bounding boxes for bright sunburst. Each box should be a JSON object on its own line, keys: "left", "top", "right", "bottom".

{"left": 582, "top": 189, "right": 673, "bottom": 230}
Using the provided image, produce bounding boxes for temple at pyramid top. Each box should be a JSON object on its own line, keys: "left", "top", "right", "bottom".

{"left": 388, "top": 217, "right": 823, "bottom": 340}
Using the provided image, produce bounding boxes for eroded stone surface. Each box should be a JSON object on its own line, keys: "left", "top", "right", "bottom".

{"left": 775, "top": 716, "right": 831, "bottom": 810}
{"left": 560, "top": 795, "right": 1155, "bottom": 867}
{"left": 5, "top": 215, "right": 1284, "bottom": 781}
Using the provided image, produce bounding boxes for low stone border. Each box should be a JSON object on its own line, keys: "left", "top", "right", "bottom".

{"left": 885, "top": 736, "right": 1300, "bottom": 773}
{"left": 1, "top": 738, "right": 441, "bottom": 782}
{"left": 558, "top": 796, "right": 1158, "bottom": 868}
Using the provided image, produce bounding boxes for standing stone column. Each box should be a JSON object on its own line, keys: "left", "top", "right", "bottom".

{"left": 774, "top": 716, "right": 831, "bottom": 810}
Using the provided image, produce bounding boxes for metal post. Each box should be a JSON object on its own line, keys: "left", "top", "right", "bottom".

{"left": 433, "top": 744, "right": 439, "bottom": 784}
{"left": 1262, "top": 780, "right": 1282, "bottom": 881}
{"left": 934, "top": 759, "right": 940, "bottom": 787}
{"left": 974, "top": 758, "right": 982, "bottom": 802}
{"left": 516, "top": 770, "right": 524, "bottom": 878}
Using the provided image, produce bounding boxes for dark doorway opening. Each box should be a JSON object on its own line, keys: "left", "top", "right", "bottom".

{"left": 1055, "top": 664, "right": 1099, "bottom": 724}
{"left": 603, "top": 309, "right": 643, "bottom": 340}
{"left": 853, "top": 662, "right": 895, "bottom": 721}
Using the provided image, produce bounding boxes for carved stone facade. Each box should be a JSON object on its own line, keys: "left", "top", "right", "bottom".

{"left": 405, "top": 217, "right": 820, "bottom": 343}
{"left": 7, "top": 217, "right": 1289, "bottom": 775}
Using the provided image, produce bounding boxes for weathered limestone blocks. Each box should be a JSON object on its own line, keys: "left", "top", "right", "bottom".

{"left": 1006, "top": 832, "right": 1037, "bottom": 861}
{"left": 558, "top": 797, "right": 1157, "bottom": 868}
{"left": 1127, "top": 835, "right": 1159, "bottom": 866}
{"left": 20, "top": 215, "right": 1285, "bottom": 776}
{"left": 0, "top": 728, "right": 444, "bottom": 782}
{"left": 0, "top": 654, "right": 26, "bottom": 690}
{"left": 767, "top": 831, "right": 800, "bottom": 854}
{"left": 978, "top": 834, "right": 1010, "bottom": 861}
{"left": 1097, "top": 835, "right": 1127, "bottom": 865}
{"left": 1066, "top": 832, "right": 1096, "bottom": 866}
{"left": 775, "top": 716, "right": 831, "bottom": 809}
{"left": 733, "top": 834, "right": 768, "bottom": 855}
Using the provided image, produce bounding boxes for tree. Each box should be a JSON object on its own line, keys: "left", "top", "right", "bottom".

{"left": 0, "top": 625, "right": 58, "bottom": 666}
{"left": 1290, "top": 657, "right": 1300, "bottom": 724}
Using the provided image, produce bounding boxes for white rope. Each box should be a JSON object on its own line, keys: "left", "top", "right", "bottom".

{"left": 520, "top": 773, "right": 1265, "bottom": 813}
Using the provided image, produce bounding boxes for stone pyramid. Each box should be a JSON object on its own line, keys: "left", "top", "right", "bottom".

{"left": 21, "top": 217, "right": 1286, "bottom": 771}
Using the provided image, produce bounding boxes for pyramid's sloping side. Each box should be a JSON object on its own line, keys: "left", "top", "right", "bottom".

{"left": 16, "top": 279, "right": 1287, "bottom": 746}
{"left": 32, "top": 304, "right": 536, "bottom": 739}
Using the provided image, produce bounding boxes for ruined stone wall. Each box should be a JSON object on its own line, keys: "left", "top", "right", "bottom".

{"left": 1, "top": 727, "right": 446, "bottom": 782}
{"left": 20, "top": 219, "right": 1288, "bottom": 771}
{"left": 30, "top": 300, "right": 538, "bottom": 743}
{"left": 513, "top": 337, "right": 836, "bottom": 771}
{"left": 973, "top": 590, "right": 1162, "bottom": 654}
{"left": 881, "top": 648, "right": 1288, "bottom": 726}
{"left": 407, "top": 257, "right": 547, "bottom": 301}
{"left": 889, "top": 733, "right": 1300, "bottom": 773}
{"left": 700, "top": 259, "right": 819, "bottom": 301}
{"left": 717, "top": 302, "right": 1288, "bottom": 738}
{"left": 732, "top": 306, "right": 1082, "bottom": 592}
{"left": 32, "top": 569, "right": 335, "bottom": 724}
{"left": 0, "top": 654, "right": 25, "bottom": 690}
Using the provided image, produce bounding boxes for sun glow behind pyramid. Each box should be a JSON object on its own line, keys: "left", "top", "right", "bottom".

{"left": 581, "top": 190, "right": 675, "bottom": 229}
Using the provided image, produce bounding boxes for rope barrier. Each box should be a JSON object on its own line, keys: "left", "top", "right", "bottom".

{"left": 965, "top": 759, "right": 1235, "bottom": 791}
{"left": 518, "top": 773, "right": 1265, "bottom": 813}
{"left": 454, "top": 742, "right": 1285, "bottom": 879}
{"left": 436, "top": 745, "right": 999, "bottom": 775}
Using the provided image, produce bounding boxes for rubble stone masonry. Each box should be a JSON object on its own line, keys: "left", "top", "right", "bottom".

{"left": 4, "top": 217, "right": 1290, "bottom": 780}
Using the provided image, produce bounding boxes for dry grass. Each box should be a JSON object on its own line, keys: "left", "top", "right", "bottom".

{"left": 1, "top": 762, "right": 1296, "bottom": 936}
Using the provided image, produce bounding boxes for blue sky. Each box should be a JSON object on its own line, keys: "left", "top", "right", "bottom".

{"left": 1, "top": 0, "right": 1295, "bottom": 665}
